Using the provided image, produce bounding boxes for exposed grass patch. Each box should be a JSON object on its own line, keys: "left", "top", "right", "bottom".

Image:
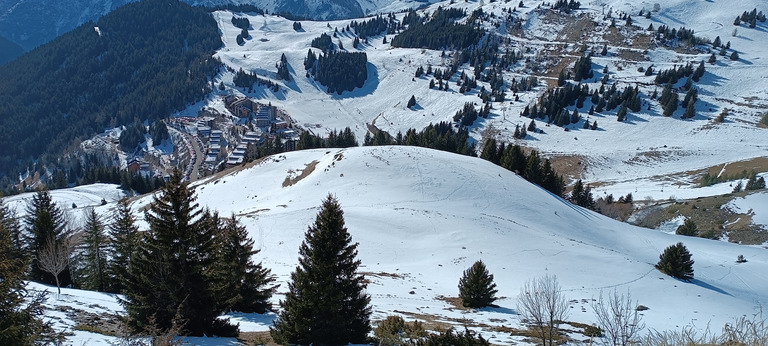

{"left": 629, "top": 191, "right": 768, "bottom": 245}
{"left": 238, "top": 331, "right": 278, "bottom": 345}
{"left": 282, "top": 160, "right": 319, "bottom": 187}
{"left": 73, "top": 323, "right": 117, "bottom": 337}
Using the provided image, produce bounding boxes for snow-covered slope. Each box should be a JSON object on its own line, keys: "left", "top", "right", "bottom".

{"left": 141, "top": 146, "right": 768, "bottom": 342}
{"left": 209, "top": 0, "right": 768, "bottom": 201}
{"left": 12, "top": 146, "right": 768, "bottom": 344}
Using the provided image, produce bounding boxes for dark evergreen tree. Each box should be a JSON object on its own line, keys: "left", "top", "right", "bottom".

{"left": 24, "top": 189, "right": 73, "bottom": 286}
{"left": 271, "top": 195, "right": 371, "bottom": 345}
{"left": 213, "top": 215, "right": 277, "bottom": 313}
{"left": 0, "top": 212, "right": 61, "bottom": 345}
{"left": 458, "top": 260, "right": 498, "bottom": 308}
{"left": 655, "top": 243, "right": 694, "bottom": 281}
{"left": 730, "top": 51, "right": 740, "bottom": 61}
{"left": 0, "top": 199, "right": 23, "bottom": 260}
{"left": 616, "top": 103, "right": 627, "bottom": 122}
{"left": 407, "top": 95, "right": 417, "bottom": 108}
{"left": 745, "top": 172, "right": 766, "bottom": 190}
{"left": 675, "top": 219, "right": 697, "bottom": 236}
{"left": 79, "top": 208, "right": 108, "bottom": 292}
{"left": 107, "top": 199, "right": 139, "bottom": 294}
{"left": 122, "top": 170, "right": 235, "bottom": 336}
{"left": 570, "top": 179, "right": 596, "bottom": 210}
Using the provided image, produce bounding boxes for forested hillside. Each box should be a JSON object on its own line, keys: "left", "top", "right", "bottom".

{"left": 0, "top": 0, "right": 221, "bottom": 183}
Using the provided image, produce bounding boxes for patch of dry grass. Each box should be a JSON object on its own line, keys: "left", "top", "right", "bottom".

{"left": 282, "top": 160, "right": 319, "bottom": 187}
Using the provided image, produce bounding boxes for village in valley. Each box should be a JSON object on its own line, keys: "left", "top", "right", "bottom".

{"left": 102, "top": 94, "right": 303, "bottom": 183}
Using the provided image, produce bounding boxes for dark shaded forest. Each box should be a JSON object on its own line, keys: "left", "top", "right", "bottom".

{"left": 391, "top": 8, "right": 485, "bottom": 50}
{"left": 0, "top": 0, "right": 222, "bottom": 182}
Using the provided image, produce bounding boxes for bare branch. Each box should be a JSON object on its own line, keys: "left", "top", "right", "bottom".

{"left": 37, "top": 236, "right": 73, "bottom": 295}
{"left": 592, "top": 289, "right": 644, "bottom": 346}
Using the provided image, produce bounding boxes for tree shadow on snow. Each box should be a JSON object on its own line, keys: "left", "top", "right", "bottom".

{"left": 481, "top": 305, "right": 517, "bottom": 315}
{"left": 689, "top": 279, "right": 732, "bottom": 297}
{"left": 225, "top": 311, "right": 278, "bottom": 325}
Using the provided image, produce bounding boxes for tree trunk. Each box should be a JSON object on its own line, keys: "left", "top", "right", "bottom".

{"left": 55, "top": 274, "right": 61, "bottom": 296}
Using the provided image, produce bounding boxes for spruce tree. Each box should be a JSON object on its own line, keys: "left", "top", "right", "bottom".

{"left": 459, "top": 260, "right": 498, "bottom": 308}
{"left": 24, "top": 189, "right": 73, "bottom": 286}
{"left": 0, "top": 214, "right": 61, "bottom": 345}
{"left": 675, "top": 219, "right": 697, "bottom": 236}
{"left": 656, "top": 243, "right": 694, "bottom": 281}
{"left": 271, "top": 195, "right": 371, "bottom": 345}
{"left": 107, "top": 199, "right": 140, "bottom": 293}
{"left": 80, "top": 208, "right": 108, "bottom": 292}
{"left": 214, "top": 215, "right": 277, "bottom": 313}
{"left": 123, "top": 170, "right": 234, "bottom": 336}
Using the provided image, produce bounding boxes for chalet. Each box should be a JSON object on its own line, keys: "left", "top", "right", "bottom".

{"left": 127, "top": 159, "right": 142, "bottom": 173}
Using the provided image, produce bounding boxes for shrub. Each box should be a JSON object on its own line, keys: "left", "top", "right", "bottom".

{"left": 373, "top": 315, "right": 427, "bottom": 345}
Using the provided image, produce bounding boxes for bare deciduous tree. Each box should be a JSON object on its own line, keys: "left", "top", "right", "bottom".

{"left": 38, "top": 236, "right": 73, "bottom": 296}
{"left": 592, "top": 289, "right": 644, "bottom": 345}
{"left": 517, "top": 274, "right": 569, "bottom": 346}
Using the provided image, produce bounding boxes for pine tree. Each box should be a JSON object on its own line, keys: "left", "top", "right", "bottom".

{"left": 458, "top": 260, "right": 498, "bottom": 308}
{"left": 271, "top": 195, "right": 371, "bottom": 345}
{"left": 682, "top": 100, "right": 696, "bottom": 119}
{"left": 675, "top": 219, "right": 697, "bottom": 236}
{"left": 570, "top": 179, "right": 596, "bottom": 210}
{"left": 0, "top": 199, "right": 23, "bottom": 261}
{"left": 24, "top": 189, "right": 73, "bottom": 286}
{"left": 407, "top": 95, "right": 417, "bottom": 108}
{"left": 655, "top": 243, "right": 694, "bottom": 281}
{"left": 214, "top": 215, "right": 277, "bottom": 313}
{"left": 107, "top": 199, "right": 139, "bottom": 293}
{"left": 123, "top": 170, "right": 235, "bottom": 336}
{"left": 80, "top": 208, "right": 108, "bottom": 292}
{"left": 0, "top": 213, "right": 61, "bottom": 345}
{"left": 616, "top": 103, "right": 627, "bottom": 122}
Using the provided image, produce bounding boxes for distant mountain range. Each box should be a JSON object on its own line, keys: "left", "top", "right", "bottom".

{"left": 0, "top": 0, "right": 431, "bottom": 52}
